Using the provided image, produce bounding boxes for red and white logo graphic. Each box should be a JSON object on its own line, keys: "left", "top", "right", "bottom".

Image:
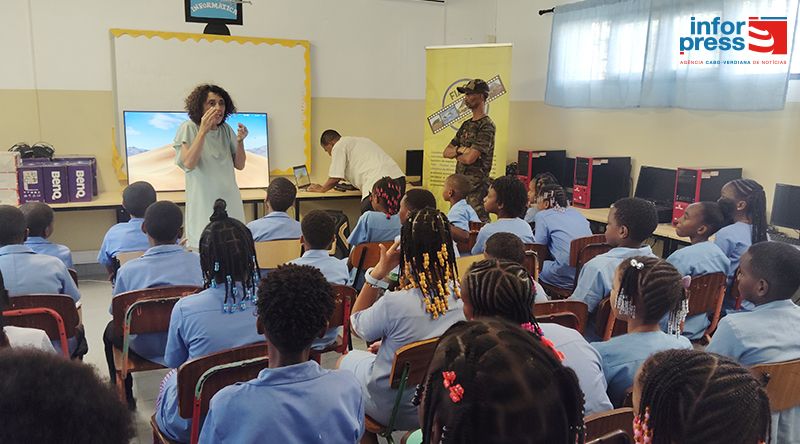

{"left": 749, "top": 17, "right": 788, "bottom": 54}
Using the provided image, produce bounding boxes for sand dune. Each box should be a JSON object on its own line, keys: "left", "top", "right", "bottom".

{"left": 128, "top": 144, "right": 270, "bottom": 191}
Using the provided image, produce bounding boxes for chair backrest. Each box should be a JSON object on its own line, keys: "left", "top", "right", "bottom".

{"left": 686, "top": 272, "right": 726, "bottom": 337}
{"left": 116, "top": 250, "right": 145, "bottom": 266}
{"left": 586, "top": 430, "right": 633, "bottom": 444}
{"left": 584, "top": 407, "right": 634, "bottom": 443}
{"left": 525, "top": 243, "right": 549, "bottom": 277}
{"left": 68, "top": 268, "right": 78, "bottom": 287}
{"left": 348, "top": 241, "right": 394, "bottom": 271}
{"left": 731, "top": 266, "right": 743, "bottom": 310}
{"left": 596, "top": 296, "right": 628, "bottom": 341}
{"left": 456, "top": 254, "right": 485, "bottom": 276}
{"left": 524, "top": 250, "right": 539, "bottom": 280}
{"left": 569, "top": 234, "right": 607, "bottom": 268}
{"left": 112, "top": 286, "right": 202, "bottom": 338}
{"left": 2, "top": 308, "right": 69, "bottom": 357}
{"left": 7, "top": 294, "right": 79, "bottom": 339}
{"left": 534, "top": 300, "right": 589, "bottom": 333}
{"left": 255, "top": 239, "right": 302, "bottom": 269}
{"left": 388, "top": 337, "right": 439, "bottom": 389}
{"left": 750, "top": 359, "right": 800, "bottom": 412}
{"left": 462, "top": 221, "right": 485, "bottom": 253}
{"left": 328, "top": 284, "right": 355, "bottom": 354}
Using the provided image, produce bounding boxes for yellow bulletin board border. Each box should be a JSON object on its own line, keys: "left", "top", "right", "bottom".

{"left": 109, "top": 28, "right": 311, "bottom": 178}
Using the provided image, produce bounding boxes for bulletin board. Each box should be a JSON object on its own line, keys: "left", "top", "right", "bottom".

{"left": 110, "top": 28, "right": 311, "bottom": 180}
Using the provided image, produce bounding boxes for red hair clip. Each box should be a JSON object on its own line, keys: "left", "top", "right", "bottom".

{"left": 442, "top": 371, "right": 456, "bottom": 388}
{"left": 442, "top": 371, "right": 464, "bottom": 403}
{"left": 540, "top": 336, "right": 566, "bottom": 362}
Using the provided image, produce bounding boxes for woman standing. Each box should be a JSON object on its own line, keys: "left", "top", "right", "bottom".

{"left": 174, "top": 84, "right": 247, "bottom": 248}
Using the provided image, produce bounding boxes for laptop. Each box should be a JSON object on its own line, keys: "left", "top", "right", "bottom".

{"left": 293, "top": 165, "right": 311, "bottom": 189}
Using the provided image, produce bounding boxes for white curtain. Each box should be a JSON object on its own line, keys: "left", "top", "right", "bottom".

{"left": 545, "top": 0, "right": 799, "bottom": 110}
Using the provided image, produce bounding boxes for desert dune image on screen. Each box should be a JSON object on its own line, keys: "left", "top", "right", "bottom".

{"left": 124, "top": 111, "right": 270, "bottom": 191}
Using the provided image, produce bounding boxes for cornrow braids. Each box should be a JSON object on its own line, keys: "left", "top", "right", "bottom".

{"left": 726, "top": 179, "right": 768, "bottom": 244}
{"left": 421, "top": 319, "right": 586, "bottom": 444}
{"left": 199, "top": 199, "right": 262, "bottom": 314}
{"left": 399, "top": 208, "right": 460, "bottom": 319}
{"left": 636, "top": 349, "right": 770, "bottom": 444}
{"left": 615, "top": 256, "right": 687, "bottom": 334}
{"left": 372, "top": 176, "right": 402, "bottom": 219}
{"left": 536, "top": 182, "right": 568, "bottom": 210}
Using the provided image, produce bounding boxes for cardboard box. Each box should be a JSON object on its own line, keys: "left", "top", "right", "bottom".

{"left": 17, "top": 165, "right": 44, "bottom": 203}
{"left": 66, "top": 161, "right": 94, "bottom": 202}
{"left": 43, "top": 162, "right": 69, "bottom": 204}
{"left": 20, "top": 156, "right": 98, "bottom": 202}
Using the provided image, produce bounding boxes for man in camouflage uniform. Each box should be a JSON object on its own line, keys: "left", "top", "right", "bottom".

{"left": 442, "top": 78, "right": 496, "bottom": 222}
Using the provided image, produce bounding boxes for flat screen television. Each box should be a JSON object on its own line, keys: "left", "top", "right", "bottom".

{"left": 123, "top": 111, "right": 269, "bottom": 192}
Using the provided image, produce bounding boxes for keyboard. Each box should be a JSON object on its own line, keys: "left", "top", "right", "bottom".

{"left": 768, "top": 231, "right": 800, "bottom": 246}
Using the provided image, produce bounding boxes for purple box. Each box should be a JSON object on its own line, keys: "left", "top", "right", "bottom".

{"left": 57, "top": 156, "right": 98, "bottom": 196}
{"left": 66, "top": 161, "right": 94, "bottom": 202}
{"left": 43, "top": 163, "right": 69, "bottom": 204}
{"left": 17, "top": 165, "right": 44, "bottom": 203}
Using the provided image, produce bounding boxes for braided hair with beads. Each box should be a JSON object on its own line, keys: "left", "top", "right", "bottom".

{"left": 399, "top": 207, "right": 460, "bottom": 319}
{"left": 635, "top": 348, "right": 770, "bottom": 444}
{"left": 536, "top": 182, "right": 568, "bottom": 210}
{"left": 199, "top": 199, "right": 261, "bottom": 313}
{"left": 372, "top": 176, "right": 402, "bottom": 219}
{"left": 614, "top": 256, "right": 688, "bottom": 335}
{"left": 721, "top": 179, "right": 768, "bottom": 244}
{"left": 420, "top": 318, "right": 586, "bottom": 444}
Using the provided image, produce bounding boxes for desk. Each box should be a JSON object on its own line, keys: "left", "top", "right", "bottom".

{"left": 292, "top": 189, "right": 362, "bottom": 221}
{"left": 574, "top": 207, "right": 691, "bottom": 256}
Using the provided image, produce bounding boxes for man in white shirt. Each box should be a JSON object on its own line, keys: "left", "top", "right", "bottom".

{"left": 308, "top": 129, "right": 405, "bottom": 213}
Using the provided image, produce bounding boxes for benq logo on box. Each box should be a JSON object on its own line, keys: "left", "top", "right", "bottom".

{"left": 679, "top": 16, "right": 788, "bottom": 55}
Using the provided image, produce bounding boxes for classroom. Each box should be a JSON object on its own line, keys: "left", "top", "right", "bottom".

{"left": 1, "top": 0, "right": 799, "bottom": 443}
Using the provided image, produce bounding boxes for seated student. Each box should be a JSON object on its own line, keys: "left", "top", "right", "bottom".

{"left": 524, "top": 172, "right": 558, "bottom": 224}
{"left": 591, "top": 257, "right": 692, "bottom": 406}
{"left": 0, "top": 270, "right": 55, "bottom": 353}
{"left": 103, "top": 201, "right": 204, "bottom": 407}
{"left": 200, "top": 264, "right": 364, "bottom": 443}
{"left": 398, "top": 188, "right": 438, "bottom": 225}
{"left": 98, "top": 181, "right": 156, "bottom": 276}
{"left": 155, "top": 200, "right": 265, "bottom": 442}
{"left": 338, "top": 208, "right": 464, "bottom": 433}
{"left": 634, "top": 349, "right": 770, "bottom": 444}
{"left": 246, "top": 177, "right": 301, "bottom": 242}
{"left": 569, "top": 197, "right": 658, "bottom": 337}
{"left": 347, "top": 176, "right": 403, "bottom": 247}
{"left": 289, "top": 210, "right": 349, "bottom": 350}
{"left": 442, "top": 173, "right": 480, "bottom": 244}
{"left": 20, "top": 202, "right": 73, "bottom": 268}
{"left": 461, "top": 258, "right": 613, "bottom": 415}
{"left": 706, "top": 241, "right": 800, "bottom": 443}
{"left": 484, "top": 232, "right": 549, "bottom": 303}
{"left": 0, "top": 348, "right": 135, "bottom": 444}
{"left": 533, "top": 183, "right": 592, "bottom": 290}
{"left": 471, "top": 175, "right": 535, "bottom": 255}
{"left": 665, "top": 201, "right": 730, "bottom": 340}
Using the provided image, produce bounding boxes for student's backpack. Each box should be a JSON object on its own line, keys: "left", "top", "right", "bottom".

{"left": 324, "top": 210, "right": 351, "bottom": 259}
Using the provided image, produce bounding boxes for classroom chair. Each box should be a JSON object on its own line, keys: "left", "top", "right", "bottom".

{"left": 534, "top": 300, "right": 589, "bottom": 334}
{"left": 597, "top": 296, "right": 628, "bottom": 341}
{"left": 116, "top": 250, "right": 146, "bottom": 266}
{"left": 542, "top": 234, "right": 610, "bottom": 300}
{"left": 111, "top": 285, "right": 202, "bottom": 402}
{"left": 459, "top": 221, "right": 485, "bottom": 254}
{"left": 685, "top": 272, "right": 727, "bottom": 344}
{"left": 364, "top": 337, "right": 439, "bottom": 444}
{"left": 348, "top": 241, "right": 395, "bottom": 287}
{"left": 310, "top": 284, "right": 355, "bottom": 362}
{"left": 584, "top": 407, "right": 634, "bottom": 443}
{"left": 586, "top": 430, "right": 633, "bottom": 444}
{"left": 6, "top": 294, "right": 81, "bottom": 358}
{"left": 526, "top": 243, "right": 550, "bottom": 278}
{"left": 750, "top": 359, "right": 800, "bottom": 413}
{"left": 456, "top": 253, "right": 485, "bottom": 276}
{"left": 254, "top": 238, "right": 302, "bottom": 269}
{"left": 2, "top": 306, "right": 69, "bottom": 357}
{"left": 731, "top": 266, "right": 743, "bottom": 310}
{"left": 151, "top": 342, "right": 270, "bottom": 444}
{"left": 68, "top": 268, "right": 79, "bottom": 287}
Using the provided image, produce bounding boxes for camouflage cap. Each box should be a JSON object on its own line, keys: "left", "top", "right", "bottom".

{"left": 457, "top": 79, "right": 490, "bottom": 95}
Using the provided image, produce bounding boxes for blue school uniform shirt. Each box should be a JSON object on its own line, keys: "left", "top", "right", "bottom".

{"left": 97, "top": 218, "right": 150, "bottom": 267}
{"left": 200, "top": 361, "right": 365, "bottom": 444}
{"left": 471, "top": 218, "right": 535, "bottom": 255}
{"left": 540, "top": 323, "right": 612, "bottom": 415}
{"left": 593, "top": 331, "right": 692, "bottom": 406}
{"left": 570, "top": 246, "right": 656, "bottom": 314}
{"left": 156, "top": 285, "right": 264, "bottom": 442}
{"left": 347, "top": 211, "right": 401, "bottom": 246}
{"left": 665, "top": 241, "right": 730, "bottom": 340}
{"left": 524, "top": 206, "right": 538, "bottom": 224}
{"left": 534, "top": 208, "right": 592, "bottom": 289}
{"left": 24, "top": 236, "right": 73, "bottom": 268}
{"left": 112, "top": 244, "right": 204, "bottom": 365}
{"left": 0, "top": 245, "right": 80, "bottom": 302}
{"left": 714, "top": 221, "right": 751, "bottom": 278}
{"left": 447, "top": 199, "right": 481, "bottom": 231}
{"left": 246, "top": 211, "right": 302, "bottom": 242}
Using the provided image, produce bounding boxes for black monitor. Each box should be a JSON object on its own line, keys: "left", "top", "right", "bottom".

{"left": 406, "top": 150, "right": 423, "bottom": 177}
{"left": 635, "top": 166, "right": 676, "bottom": 205}
{"left": 771, "top": 183, "right": 800, "bottom": 230}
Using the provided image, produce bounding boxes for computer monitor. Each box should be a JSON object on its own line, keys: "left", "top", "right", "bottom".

{"left": 123, "top": 111, "right": 269, "bottom": 192}
{"left": 771, "top": 183, "right": 800, "bottom": 230}
{"left": 635, "top": 166, "right": 676, "bottom": 205}
{"left": 406, "top": 150, "right": 423, "bottom": 177}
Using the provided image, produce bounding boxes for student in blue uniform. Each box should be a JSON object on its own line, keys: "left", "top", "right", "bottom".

{"left": 155, "top": 199, "right": 264, "bottom": 442}
{"left": 337, "top": 208, "right": 464, "bottom": 435}
{"left": 715, "top": 179, "right": 768, "bottom": 280}
{"left": 460, "top": 258, "right": 613, "bottom": 415}
{"left": 399, "top": 188, "right": 437, "bottom": 225}
{"left": 484, "top": 232, "right": 549, "bottom": 302}
{"left": 534, "top": 183, "right": 592, "bottom": 290}
{"left": 347, "top": 176, "right": 403, "bottom": 247}
{"left": 97, "top": 181, "right": 156, "bottom": 276}
{"left": 471, "top": 175, "right": 535, "bottom": 255}
{"left": 102, "top": 201, "right": 204, "bottom": 408}
{"left": 289, "top": 210, "right": 349, "bottom": 350}
{"left": 665, "top": 201, "right": 730, "bottom": 340}
{"left": 591, "top": 256, "right": 692, "bottom": 406}
{"left": 20, "top": 202, "right": 73, "bottom": 268}
{"left": 443, "top": 173, "right": 480, "bottom": 244}
{"left": 200, "top": 264, "right": 364, "bottom": 443}
{"left": 246, "top": 177, "right": 301, "bottom": 242}
{"left": 569, "top": 197, "right": 658, "bottom": 339}
{"left": 524, "top": 172, "right": 558, "bottom": 224}
{"left": 706, "top": 241, "right": 800, "bottom": 443}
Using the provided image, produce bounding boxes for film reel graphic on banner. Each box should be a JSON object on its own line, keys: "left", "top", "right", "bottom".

{"left": 427, "top": 75, "right": 507, "bottom": 134}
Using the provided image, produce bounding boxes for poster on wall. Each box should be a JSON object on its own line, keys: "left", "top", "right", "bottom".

{"left": 423, "top": 44, "right": 512, "bottom": 214}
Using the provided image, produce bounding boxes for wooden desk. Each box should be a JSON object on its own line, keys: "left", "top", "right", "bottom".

{"left": 292, "top": 189, "right": 362, "bottom": 221}
{"left": 574, "top": 207, "right": 691, "bottom": 256}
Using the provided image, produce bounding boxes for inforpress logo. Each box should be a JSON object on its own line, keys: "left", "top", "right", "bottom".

{"left": 679, "top": 16, "right": 788, "bottom": 55}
